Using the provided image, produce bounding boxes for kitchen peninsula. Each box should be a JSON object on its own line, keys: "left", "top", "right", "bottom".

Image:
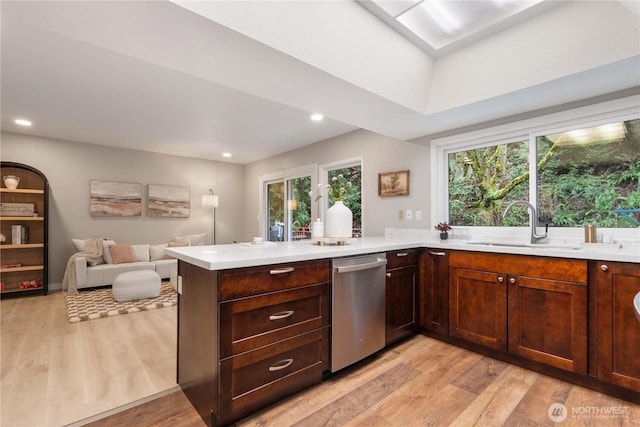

{"left": 166, "top": 235, "right": 640, "bottom": 426}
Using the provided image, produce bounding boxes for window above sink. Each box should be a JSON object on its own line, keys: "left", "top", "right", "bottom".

{"left": 432, "top": 95, "right": 640, "bottom": 237}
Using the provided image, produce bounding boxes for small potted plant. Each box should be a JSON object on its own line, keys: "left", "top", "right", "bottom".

{"left": 435, "top": 222, "right": 452, "bottom": 240}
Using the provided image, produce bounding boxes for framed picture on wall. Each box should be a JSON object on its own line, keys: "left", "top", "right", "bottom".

{"left": 378, "top": 170, "right": 410, "bottom": 197}
{"left": 90, "top": 180, "right": 142, "bottom": 217}
{"left": 147, "top": 184, "right": 190, "bottom": 218}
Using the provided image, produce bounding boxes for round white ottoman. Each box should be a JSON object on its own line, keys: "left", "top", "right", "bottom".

{"left": 112, "top": 270, "right": 161, "bottom": 302}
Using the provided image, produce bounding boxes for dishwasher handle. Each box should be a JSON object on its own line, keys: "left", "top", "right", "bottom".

{"left": 335, "top": 258, "right": 387, "bottom": 274}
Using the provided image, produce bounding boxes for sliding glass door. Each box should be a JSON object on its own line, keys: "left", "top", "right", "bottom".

{"left": 263, "top": 167, "right": 314, "bottom": 241}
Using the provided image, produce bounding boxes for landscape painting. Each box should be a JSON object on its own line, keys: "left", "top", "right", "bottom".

{"left": 378, "top": 170, "right": 410, "bottom": 197}
{"left": 90, "top": 181, "right": 142, "bottom": 217}
{"left": 148, "top": 184, "right": 190, "bottom": 218}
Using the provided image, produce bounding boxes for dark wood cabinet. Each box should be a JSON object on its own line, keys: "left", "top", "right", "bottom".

{"left": 419, "top": 249, "right": 449, "bottom": 334}
{"left": 508, "top": 274, "right": 587, "bottom": 374}
{"left": 593, "top": 261, "right": 640, "bottom": 392}
{"left": 449, "top": 264, "right": 507, "bottom": 350}
{"left": 385, "top": 249, "right": 420, "bottom": 345}
{"left": 449, "top": 251, "right": 588, "bottom": 373}
{"left": 178, "top": 259, "right": 330, "bottom": 426}
{"left": 0, "top": 162, "right": 49, "bottom": 297}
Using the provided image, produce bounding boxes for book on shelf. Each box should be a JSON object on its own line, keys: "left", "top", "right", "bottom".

{"left": 12, "top": 225, "right": 21, "bottom": 245}
{"left": 10, "top": 225, "right": 29, "bottom": 244}
{"left": 1, "top": 263, "right": 22, "bottom": 269}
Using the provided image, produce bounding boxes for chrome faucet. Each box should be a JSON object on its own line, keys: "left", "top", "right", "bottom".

{"left": 502, "top": 200, "right": 548, "bottom": 244}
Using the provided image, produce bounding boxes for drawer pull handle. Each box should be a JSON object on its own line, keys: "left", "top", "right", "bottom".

{"left": 269, "top": 310, "right": 294, "bottom": 321}
{"left": 428, "top": 251, "right": 446, "bottom": 256}
{"left": 386, "top": 273, "right": 391, "bottom": 277}
{"left": 396, "top": 252, "right": 409, "bottom": 257}
{"left": 270, "top": 267, "right": 294, "bottom": 275}
{"left": 269, "top": 358, "right": 293, "bottom": 372}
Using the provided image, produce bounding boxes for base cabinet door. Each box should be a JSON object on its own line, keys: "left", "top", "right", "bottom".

{"left": 448, "top": 251, "right": 587, "bottom": 371}
{"left": 449, "top": 267, "right": 507, "bottom": 351}
{"left": 420, "top": 249, "right": 449, "bottom": 334}
{"left": 385, "top": 250, "right": 419, "bottom": 345}
{"left": 385, "top": 265, "right": 417, "bottom": 344}
{"left": 508, "top": 275, "right": 587, "bottom": 374}
{"left": 594, "top": 261, "right": 640, "bottom": 392}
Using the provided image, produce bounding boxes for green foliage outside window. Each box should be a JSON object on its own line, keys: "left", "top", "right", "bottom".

{"left": 448, "top": 140, "right": 529, "bottom": 226}
{"left": 290, "top": 177, "right": 312, "bottom": 228}
{"left": 448, "top": 119, "right": 640, "bottom": 228}
{"left": 328, "top": 166, "right": 362, "bottom": 230}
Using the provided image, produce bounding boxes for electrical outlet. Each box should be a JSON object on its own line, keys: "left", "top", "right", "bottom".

{"left": 398, "top": 210, "right": 404, "bottom": 220}
{"left": 406, "top": 209, "right": 412, "bottom": 220}
{"left": 415, "top": 210, "right": 422, "bottom": 221}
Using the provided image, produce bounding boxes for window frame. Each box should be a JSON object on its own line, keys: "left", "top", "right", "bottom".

{"left": 319, "top": 156, "right": 364, "bottom": 236}
{"left": 431, "top": 96, "right": 640, "bottom": 233}
{"left": 259, "top": 164, "right": 317, "bottom": 241}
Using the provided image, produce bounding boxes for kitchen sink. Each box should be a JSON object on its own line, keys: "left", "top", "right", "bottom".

{"left": 465, "top": 241, "right": 582, "bottom": 250}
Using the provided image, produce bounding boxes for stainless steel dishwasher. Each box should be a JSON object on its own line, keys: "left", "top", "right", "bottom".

{"left": 331, "top": 253, "right": 387, "bottom": 372}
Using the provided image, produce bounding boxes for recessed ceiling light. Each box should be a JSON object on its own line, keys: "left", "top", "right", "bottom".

{"left": 222, "top": 152, "right": 232, "bottom": 158}
{"left": 310, "top": 113, "right": 324, "bottom": 121}
{"left": 15, "top": 118, "right": 32, "bottom": 127}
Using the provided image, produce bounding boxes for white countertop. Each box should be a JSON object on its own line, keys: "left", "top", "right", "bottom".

{"left": 165, "top": 235, "right": 640, "bottom": 271}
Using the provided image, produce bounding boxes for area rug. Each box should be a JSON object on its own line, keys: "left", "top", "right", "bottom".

{"left": 66, "top": 282, "right": 176, "bottom": 323}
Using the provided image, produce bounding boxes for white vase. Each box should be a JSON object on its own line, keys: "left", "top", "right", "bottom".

{"left": 3, "top": 175, "right": 19, "bottom": 189}
{"left": 325, "top": 201, "right": 352, "bottom": 238}
{"left": 311, "top": 218, "right": 325, "bottom": 238}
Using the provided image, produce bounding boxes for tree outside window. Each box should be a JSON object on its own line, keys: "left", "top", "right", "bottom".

{"left": 327, "top": 166, "right": 362, "bottom": 237}
{"left": 448, "top": 118, "right": 640, "bottom": 228}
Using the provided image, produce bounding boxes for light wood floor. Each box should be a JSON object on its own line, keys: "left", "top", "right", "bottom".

{"left": 3, "top": 293, "right": 639, "bottom": 427}
{"left": 0, "top": 290, "right": 177, "bottom": 427}
{"left": 92, "top": 335, "right": 640, "bottom": 427}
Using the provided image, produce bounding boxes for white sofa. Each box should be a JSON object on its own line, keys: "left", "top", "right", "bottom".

{"left": 72, "top": 234, "right": 205, "bottom": 290}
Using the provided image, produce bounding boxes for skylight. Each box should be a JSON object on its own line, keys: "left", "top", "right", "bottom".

{"left": 359, "top": 0, "right": 549, "bottom": 56}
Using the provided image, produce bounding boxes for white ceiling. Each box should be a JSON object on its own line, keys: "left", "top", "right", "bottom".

{"left": 1, "top": 1, "right": 639, "bottom": 164}
{"left": 358, "top": 0, "right": 552, "bottom": 56}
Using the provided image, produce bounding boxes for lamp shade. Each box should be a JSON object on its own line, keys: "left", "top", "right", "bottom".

{"left": 202, "top": 194, "right": 219, "bottom": 208}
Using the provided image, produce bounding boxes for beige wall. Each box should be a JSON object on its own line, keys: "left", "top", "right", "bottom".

{"left": 1, "top": 132, "right": 245, "bottom": 290}
{"left": 243, "top": 129, "right": 430, "bottom": 239}
{"left": 1, "top": 129, "right": 429, "bottom": 290}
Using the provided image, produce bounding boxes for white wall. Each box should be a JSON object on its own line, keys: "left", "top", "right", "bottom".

{"left": 428, "top": 1, "right": 640, "bottom": 115}
{"left": 243, "top": 129, "right": 430, "bottom": 240}
{"left": 1, "top": 132, "right": 245, "bottom": 290}
{"left": 174, "top": 0, "right": 434, "bottom": 113}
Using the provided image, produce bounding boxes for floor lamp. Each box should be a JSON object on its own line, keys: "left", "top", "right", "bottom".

{"left": 201, "top": 189, "right": 219, "bottom": 245}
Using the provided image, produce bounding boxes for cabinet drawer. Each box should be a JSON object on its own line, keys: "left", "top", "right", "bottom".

{"left": 220, "top": 283, "right": 329, "bottom": 358}
{"left": 219, "top": 259, "right": 329, "bottom": 300}
{"left": 386, "top": 249, "right": 420, "bottom": 269}
{"left": 219, "top": 327, "right": 329, "bottom": 424}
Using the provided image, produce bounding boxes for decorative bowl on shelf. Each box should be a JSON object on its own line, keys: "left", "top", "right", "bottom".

{"left": 3, "top": 175, "right": 20, "bottom": 189}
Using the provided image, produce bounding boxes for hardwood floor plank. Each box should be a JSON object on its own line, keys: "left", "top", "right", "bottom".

{"left": 350, "top": 382, "right": 477, "bottom": 427}
{"left": 1, "top": 291, "right": 177, "bottom": 426}
{"left": 449, "top": 365, "right": 537, "bottom": 426}
{"left": 451, "top": 356, "right": 510, "bottom": 395}
{"left": 84, "top": 390, "right": 203, "bottom": 427}
{"left": 291, "top": 363, "right": 420, "bottom": 426}
{"left": 510, "top": 374, "right": 572, "bottom": 425}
